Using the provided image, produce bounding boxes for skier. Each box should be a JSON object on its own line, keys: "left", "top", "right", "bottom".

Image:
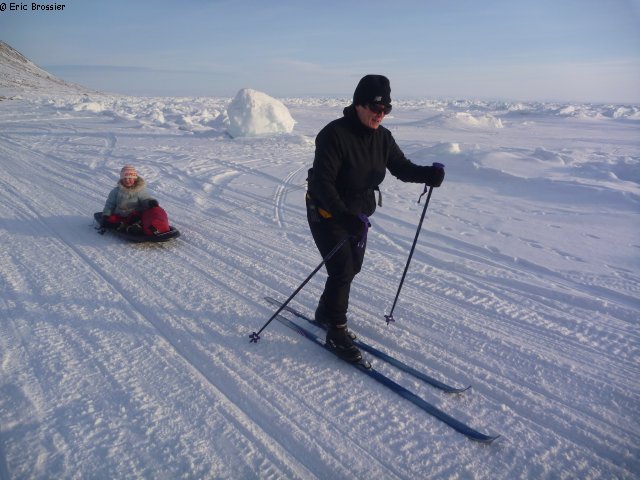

{"left": 306, "top": 74, "right": 445, "bottom": 362}
{"left": 101, "top": 165, "right": 159, "bottom": 233}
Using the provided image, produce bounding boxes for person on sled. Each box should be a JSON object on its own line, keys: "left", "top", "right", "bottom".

{"left": 101, "top": 165, "right": 160, "bottom": 234}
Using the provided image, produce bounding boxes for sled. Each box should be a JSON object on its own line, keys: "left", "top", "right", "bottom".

{"left": 93, "top": 212, "right": 180, "bottom": 243}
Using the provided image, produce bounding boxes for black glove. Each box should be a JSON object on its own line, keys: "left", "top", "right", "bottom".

{"left": 148, "top": 199, "right": 159, "bottom": 208}
{"left": 423, "top": 165, "right": 445, "bottom": 187}
{"left": 338, "top": 213, "right": 369, "bottom": 237}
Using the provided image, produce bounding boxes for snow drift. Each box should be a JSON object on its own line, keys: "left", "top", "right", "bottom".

{"left": 224, "top": 88, "right": 296, "bottom": 138}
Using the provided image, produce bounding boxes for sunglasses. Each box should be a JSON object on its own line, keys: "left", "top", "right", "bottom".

{"left": 367, "top": 103, "right": 392, "bottom": 115}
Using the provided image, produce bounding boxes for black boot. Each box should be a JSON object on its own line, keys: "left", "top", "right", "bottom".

{"left": 326, "top": 325, "right": 361, "bottom": 363}
{"left": 315, "top": 304, "right": 357, "bottom": 340}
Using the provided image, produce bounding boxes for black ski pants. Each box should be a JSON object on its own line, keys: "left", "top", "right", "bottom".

{"left": 307, "top": 200, "right": 366, "bottom": 327}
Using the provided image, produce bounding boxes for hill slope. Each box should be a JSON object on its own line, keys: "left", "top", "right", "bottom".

{"left": 0, "top": 40, "right": 92, "bottom": 96}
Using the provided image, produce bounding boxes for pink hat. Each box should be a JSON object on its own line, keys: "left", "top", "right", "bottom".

{"left": 120, "top": 165, "right": 138, "bottom": 180}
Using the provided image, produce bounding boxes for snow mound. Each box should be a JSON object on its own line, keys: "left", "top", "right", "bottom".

{"left": 427, "top": 142, "right": 461, "bottom": 154}
{"left": 72, "top": 99, "right": 106, "bottom": 113}
{"left": 418, "top": 111, "right": 504, "bottom": 130}
{"left": 452, "top": 112, "right": 503, "bottom": 128}
{"left": 409, "top": 142, "right": 462, "bottom": 167}
{"left": 224, "top": 88, "right": 295, "bottom": 138}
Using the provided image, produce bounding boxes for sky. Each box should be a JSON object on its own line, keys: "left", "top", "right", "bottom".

{"left": 1, "top": 0, "right": 639, "bottom": 102}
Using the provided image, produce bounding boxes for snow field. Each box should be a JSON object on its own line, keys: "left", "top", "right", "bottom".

{"left": 0, "top": 94, "right": 638, "bottom": 479}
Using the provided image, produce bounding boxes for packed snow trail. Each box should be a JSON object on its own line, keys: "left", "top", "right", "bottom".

{"left": 263, "top": 303, "right": 496, "bottom": 442}
{"left": 0, "top": 96, "right": 638, "bottom": 479}
{"left": 264, "top": 296, "right": 471, "bottom": 393}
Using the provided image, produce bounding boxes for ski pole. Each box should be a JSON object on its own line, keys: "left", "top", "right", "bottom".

{"left": 250, "top": 235, "right": 351, "bottom": 343}
{"left": 384, "top": 162, "right": 443, "bottom": 325}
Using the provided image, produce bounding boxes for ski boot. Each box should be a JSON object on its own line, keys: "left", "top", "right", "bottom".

{"left": 315, "top": 305, "right": 357, "bottom": 340}
{"left": 326, "top": 325, "right": 362, "bottom": 363}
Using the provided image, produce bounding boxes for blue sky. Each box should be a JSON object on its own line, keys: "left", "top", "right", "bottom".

{"left": 2, "top": 0, "right": 639, "bottom": 102}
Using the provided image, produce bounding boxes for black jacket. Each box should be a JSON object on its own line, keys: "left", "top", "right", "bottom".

{"left": 308, "top": 105, "right": 442, "bottom": 218}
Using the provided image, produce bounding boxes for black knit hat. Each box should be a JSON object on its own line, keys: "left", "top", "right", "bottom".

{"left": 353, "top": 74, "right": 391, "bottom": 106}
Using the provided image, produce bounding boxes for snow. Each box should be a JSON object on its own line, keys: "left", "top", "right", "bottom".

{"left": 1, "top": 47, "right": 639, "bottom": 480}
{"left": 224, "top": 88, "right": 296, "bottom": 138}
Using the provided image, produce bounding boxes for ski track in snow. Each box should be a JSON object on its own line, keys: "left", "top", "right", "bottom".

{"left": 0, "top": 96, "right": 639, "bottom": 479}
